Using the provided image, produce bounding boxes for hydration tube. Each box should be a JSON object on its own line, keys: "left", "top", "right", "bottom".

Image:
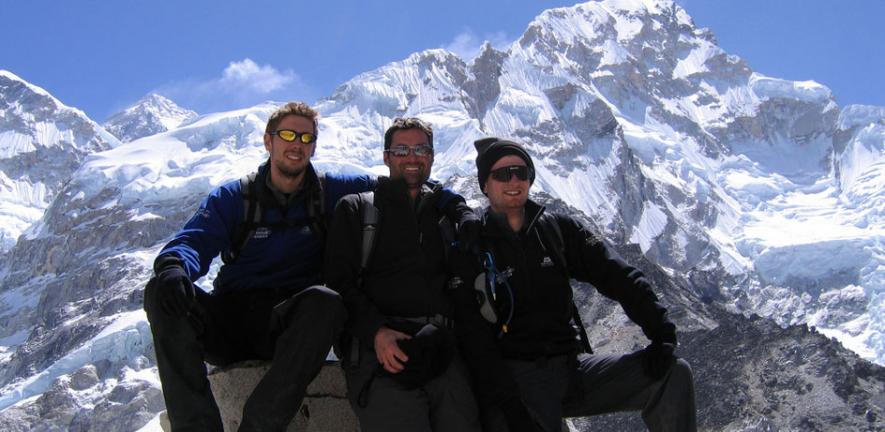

{"left": 482, "top": 252, "right": 515, "bottom": 338}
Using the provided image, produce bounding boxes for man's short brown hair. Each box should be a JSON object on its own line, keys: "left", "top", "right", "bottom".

{"left": 383, "top": 117, "right": 433, "bottom": 150}
{"left": 265, "top": 102, "right": 319, "bottom": 135}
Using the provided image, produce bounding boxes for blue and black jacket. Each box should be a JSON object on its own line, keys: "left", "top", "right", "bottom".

{"left": 155, "top": 161, "right": 375, "bottom": 294}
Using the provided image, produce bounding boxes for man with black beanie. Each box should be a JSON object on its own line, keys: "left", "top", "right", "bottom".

{"left": 452, "top": 136, "right": 697, "bottom": 432}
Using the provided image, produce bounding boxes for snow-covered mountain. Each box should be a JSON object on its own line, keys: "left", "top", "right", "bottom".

{"left": 104, "top": 93, "right": 198, "bottom": 143}
{"left": 316, "top": 0, "right": 884, "bottom": 367}
{"left": 0, "top": 71, "right": 120, "bottom": 253}
{"left": 0, "top": 0, "right": 882, "bottom": 430}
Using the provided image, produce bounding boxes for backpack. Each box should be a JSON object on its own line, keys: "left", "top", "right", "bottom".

{"left": 474, "top": 212, "right": 593, "bottom": 353}
{"left": 342, "top": 189, "right": 457, "bottom": 370}
{"left": 355, "top": 190, "right": 456, "bottom": 276}
{"left": 221, "top": 170, "right": 326, "bottom": 264}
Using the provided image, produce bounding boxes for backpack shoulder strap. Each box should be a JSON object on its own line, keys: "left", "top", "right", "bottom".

{"left": 537, "top": 212, "right": 593, "bottom": 354}
{"left": 222, "top": 171, "right": 261, "bottom": 264}
{"left": 438, "top": 214, "right": 456, "bottom": 265}
{"left": 341, "top": 189, "right": 379, "bottom": 369}
{"left": 358, "top": 191, "right": 379, "bottom": 272}
{"left": 308, "top": 171, "right": 327, "bottom": 242}
{"left": 425, "top": 183, "right": 457, "bottom": 265}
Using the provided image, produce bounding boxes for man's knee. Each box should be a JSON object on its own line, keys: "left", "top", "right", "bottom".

{"left": 294, "top": 285, "right": 347, "bottom": 322}
{"left": 143, "top": 277, "right": 204, "bottom": 339}
{"left": 143, "top": 277, "right": 163, "bottom": 321}
{"left": 272, "top": 286, "right": 347, "bottom": 334}
{"left": 669, "top": 358, "right": 694, "bottom": 386}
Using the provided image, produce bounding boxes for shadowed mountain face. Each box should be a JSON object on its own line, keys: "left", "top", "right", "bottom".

{"left": 0, "top": 0, "right": 882, "bottom": 430}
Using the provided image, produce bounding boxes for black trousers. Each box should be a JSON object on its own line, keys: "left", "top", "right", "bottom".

{"left": 482, "top": 351, "right": 697, "bottom": 432}
{"left": 144, "top": 280, "right": 347, "bottom": 432}
{"left": 345, "top": 346, "right": 482, "bottom": 432}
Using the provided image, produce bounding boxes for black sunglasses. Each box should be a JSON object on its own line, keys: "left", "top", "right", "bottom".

{"left": 385, "top": 144, "right": 433, "bottom": 157}
{"left": 489, "top": 165, "right": 533, "bottom": 182}
{"left": 270, "top": 129, "right": 317, "bottom": 144}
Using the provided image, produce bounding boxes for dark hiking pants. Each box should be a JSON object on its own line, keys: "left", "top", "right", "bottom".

{"left": 144, "top": 280, "right": 346, "bottom": 432}
{"left": 482, "top": 350, "right": 697, "bottom": 432}
{"left": 344, "top": 346, "right": 482, "bottom": 432}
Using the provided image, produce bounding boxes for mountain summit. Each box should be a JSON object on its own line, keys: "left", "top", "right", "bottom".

{"left": 104, "top": 93, "right": 197, "bottom": 143}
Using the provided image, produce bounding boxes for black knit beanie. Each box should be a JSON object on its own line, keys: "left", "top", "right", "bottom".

{"left": 474, "top": 136, "right": 535, "bottom": 192}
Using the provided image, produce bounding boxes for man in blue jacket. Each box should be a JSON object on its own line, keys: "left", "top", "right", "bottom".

{"left": 143, "top": 102, "right": 377, "bottom": 431}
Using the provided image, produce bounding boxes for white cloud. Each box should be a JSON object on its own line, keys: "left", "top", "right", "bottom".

{"left": 219, "top": 59, "right": 294, "bottom": 94}
{"left": 442, "top": 29, "right": 513, "bottom": 61}
{"left": 156, "top": 58, "right": 315, "bottom": 114}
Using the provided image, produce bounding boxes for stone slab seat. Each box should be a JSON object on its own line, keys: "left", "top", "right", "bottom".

{"left": 160, "top": 360, "right": 359, "bottom": 432}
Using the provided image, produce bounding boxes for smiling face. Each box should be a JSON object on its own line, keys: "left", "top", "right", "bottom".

{"left": 483, "top": 154, "right": 530, "bottom": 213}
{"left": 383, "top": 128, "right": 433, "bottom": 196}
{"left": 263, "top": 114, "right": 315, "bottom": 189}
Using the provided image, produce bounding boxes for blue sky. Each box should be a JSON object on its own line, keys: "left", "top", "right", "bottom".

{"left": 1, "top": 0, "right": 882, "bottom": 121}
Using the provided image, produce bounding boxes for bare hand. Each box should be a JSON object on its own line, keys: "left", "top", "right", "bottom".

{"left": 374, "top": 326, "right": 411, "bottom": 373}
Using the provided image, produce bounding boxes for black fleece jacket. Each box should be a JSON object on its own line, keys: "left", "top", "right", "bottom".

{"left": 452, "top": 199, "right": 676, "bottom": 408}
{"left": 325, "top": 177, "right": 473, "bottom": 344}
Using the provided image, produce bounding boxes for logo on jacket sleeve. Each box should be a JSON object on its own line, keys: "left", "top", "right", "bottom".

{"left": 185, "top": 207, "right": 213, "bottom": 225}
{"left": 253, "top": 227, "right": 271, "bottom": 239}
{"left": 540, "top": 256, "right": 554, "bottom": 267}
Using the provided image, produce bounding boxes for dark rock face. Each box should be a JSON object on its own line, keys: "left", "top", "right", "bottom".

{"left": 567, "top": 288, "right": 884, "bottom": 432}
{"left": 464, "top": 44, "right": 506, "bottom": 121}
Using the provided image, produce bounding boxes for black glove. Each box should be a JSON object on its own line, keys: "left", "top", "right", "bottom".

{"left": 443, "top": 198, "right": 481, "bottom": 254}
{"left": 457, "top": 216, "right": 481, "bottom": 254}
{"left": 642, "top": 341, "right": 677, "bottom": 380}
{"left": 500, "top": 397, "right": 542, "bottom": 432}
{"left": 155, "top": 264, "right": 195, "bottom": 317}
{"left": 392, "top": 324, "right": 456, "bottom": 389}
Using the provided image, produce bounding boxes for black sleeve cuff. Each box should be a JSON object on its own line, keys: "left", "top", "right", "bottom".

{"left": 153, "top": 254, "right": 184, "bottom": 275}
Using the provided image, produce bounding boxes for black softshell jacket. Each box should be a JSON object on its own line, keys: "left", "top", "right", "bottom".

{"left": 452, "top": 199, "right": 677, "bottom": 408}
{"left": 325, "top": 177, "right": 470, "bottom": 344}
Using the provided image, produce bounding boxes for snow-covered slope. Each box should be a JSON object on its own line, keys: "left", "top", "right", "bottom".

{"left": 104, "top": 93, "right": 198, "bottom": 143}
{"left": 0, "top": 70, "right": 120, "bottom": 253}
{"left": 0, "top": 0, "right": 882, "bottom": 430}
{"left": 0, "top": 104, "right": 280, "bottom": 431}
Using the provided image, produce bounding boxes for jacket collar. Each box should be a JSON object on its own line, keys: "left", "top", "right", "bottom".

{"left": 376, "top": 176, "right": 441, "bottom": 204}
{"left": 255, "top": 160, "right": 320, "bottom": 210}
{"left": 481, "top": 198, "right": 545, "bottom": 238}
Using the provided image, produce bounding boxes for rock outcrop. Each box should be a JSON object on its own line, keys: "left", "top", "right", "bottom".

{"left": 159, "top": 362, "right": 358, "bottom": 432}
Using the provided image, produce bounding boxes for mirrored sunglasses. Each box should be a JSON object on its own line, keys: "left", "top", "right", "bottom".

{"left": 385, "top": 144, "right": 433, "bottom": 157}
{"left": 489, "top": 165, "right": 533, "bottom": 182}
{"left": 271, "top": 129, "right": 316, "bottom": 144}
